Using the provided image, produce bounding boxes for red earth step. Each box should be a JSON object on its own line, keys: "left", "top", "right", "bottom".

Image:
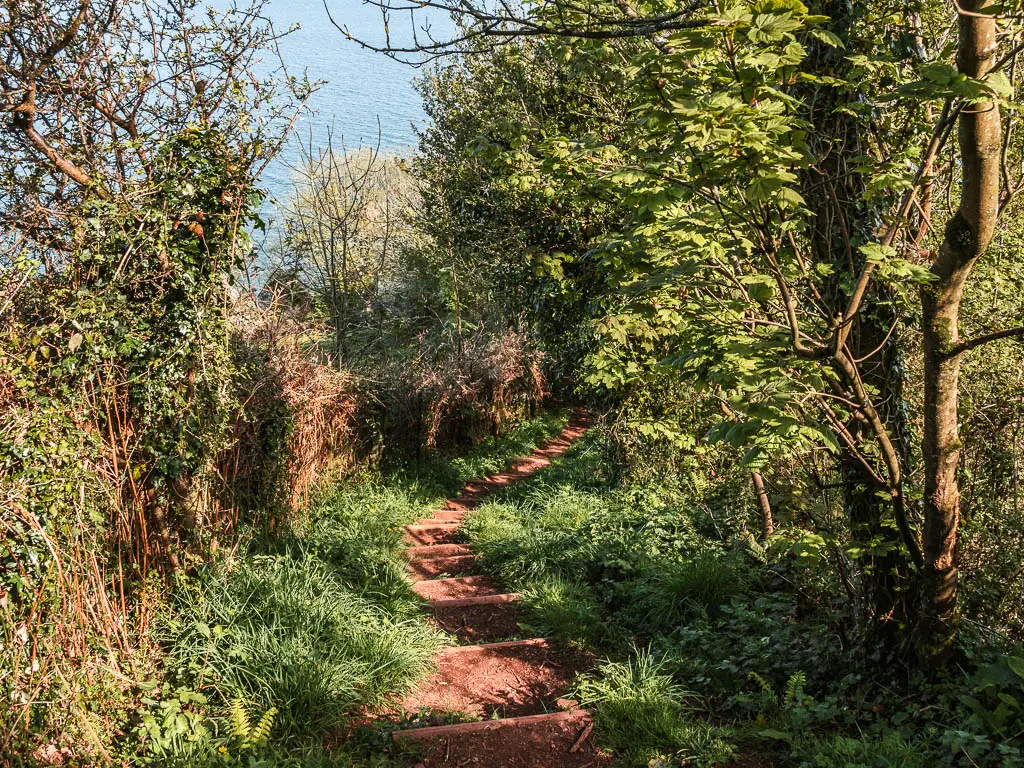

{"left": 406, "top": 543, "right": 472, "bottom": 560}
{"left": 397, "top": 638, "right": 585, "bottom": 719}
{"left": 432, "top": 597, "right": 525, "bottom": 643}
{"left": 392, "top": 709, "right": 610, "bottom": 768}
{"left": 443, "top": 497, "right": 478, "bottom": 511}
{"left": 406, "top": 555, "right": 477, "bottom": 581}
{"left": 402, "top": 522, "right": 462, "bottom": 545}
{"left": 412, "top": 575, "right": 500, "bottom": 602}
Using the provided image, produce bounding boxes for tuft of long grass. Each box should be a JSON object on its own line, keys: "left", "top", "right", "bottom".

{"left": 287, "top": 481, "right": 433, "bottom": 615}
{"left": 517, "top": 573, "right": 609, "bottom": 649}
{"left": 161, "top": 555, "right": 445, "bottom": 738}
{"left": 788, "top": 732, "right": 927, "bottom": 768}
{"left": 463, "top": 501, "right": 594, "bottom": 583}
{"left": 628, "top": 552, "right": 747, "bottom": 636}
{"left": 574, "top": 650, "right": 734, "bottom": 767}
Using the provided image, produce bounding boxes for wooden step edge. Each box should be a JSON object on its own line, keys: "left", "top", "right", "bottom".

{"left": 404, "top": 521, "right": 462, "bottom": 532}
{"left": 392, "top": 708, "right": 588, "bottom": 742}
{"left": 429, "top": 592, "right": 519, "bottom": 609}
{"left": 413, "top": 574, "right": 493, "bottom": 587}
{"left": 408, "top": 555, "right": 476, "bottom": 568}
{"left": 442, "top": 502, "right": 476, "bottom": 513}
{"left": 439, "top": 637, "right": 549, "bottom": 655}
{"left": 415, "top": 516, "right": 463, "bottom": 525}
{"left": 405, "top": 544, "right": 473, "bottom": 560}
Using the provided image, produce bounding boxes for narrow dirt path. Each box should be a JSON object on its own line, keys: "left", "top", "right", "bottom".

{"left": 392, "top": 411, "right": 611, "bottom": 767}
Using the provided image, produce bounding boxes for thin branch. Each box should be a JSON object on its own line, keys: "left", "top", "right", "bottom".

{"left": 952, "top": 325, "right": 1024, "bottom": 354}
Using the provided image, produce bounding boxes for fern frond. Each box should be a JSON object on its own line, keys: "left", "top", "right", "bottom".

{"left": 252, "top": 706, "right": 277, "bottom": 745}
{"left": 784, "top": 671, "right": 807, "bottom": 705}
{"left": 228, "top": 698, "right": 251, "bottom": 743}
{"left": 747, "top": 671, "right": 773, "bottom": 697}
{"left": 747, "top": 670, "right": 778, "bottom": 712}
{"left": 742, "top": 535, "right": 768, "bottom": 564}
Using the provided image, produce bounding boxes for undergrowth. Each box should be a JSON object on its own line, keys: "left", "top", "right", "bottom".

{"left": 461, "top": 425, "right": 1024, "bottom": 767}
{"left": 121, "top": 411, "right": 569, "bottom": 766}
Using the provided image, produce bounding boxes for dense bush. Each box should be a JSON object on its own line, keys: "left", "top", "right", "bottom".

{"left": 372, "top": 327, "right": 548, "bottom": 454}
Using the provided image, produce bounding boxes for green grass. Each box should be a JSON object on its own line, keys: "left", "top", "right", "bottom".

{"left": 127, "top": 411, "right": 570, "bottom": 766}
{"left": 786, "top": 732, "right": 927, "bottom": 768}
{"left": 574, "top": 651, "right": 734, "bottom": 767}
{"left": 385, "top": 409, "right": 570, "bottom": 502}
{"left": 161, "top": 555, "right": 444, "bottom": 736}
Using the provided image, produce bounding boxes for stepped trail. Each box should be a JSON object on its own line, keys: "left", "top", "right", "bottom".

{"left": 392, "top": 411, "right": 611, "bottom": 768}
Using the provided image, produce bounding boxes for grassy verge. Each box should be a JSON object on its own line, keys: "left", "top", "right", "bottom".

{"left": 121, "top": 410, "right": 569, "bottom": 766}
{"left": 460, "top": 426, "right": 1024, "bottom": 768}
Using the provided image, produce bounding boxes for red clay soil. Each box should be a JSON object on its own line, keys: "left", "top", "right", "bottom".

{"left": 404, "top": 523, "right": 463, "bottom": 546}
{"left": 391, "top": 412, "right": 604, "bottom": 767}
{"left": 408, "top": 555, "right": 479, "bottom": 581}
{"left": 407, "top": 543, "right": 474, "bottom": 560}
{"left": 430, "top": 600, "right": 525, "bottom": 643}
{"left": 413, "top": 575, "right": 501, "bottom": 601}
{"left": 729, "top": 755, "right": 778, "bottom": 768}
{"left": 399, "top": 640, "right": 588, "bottom": 719}
{"left": 405, "top": 711, "right": 611, "bottom": 768}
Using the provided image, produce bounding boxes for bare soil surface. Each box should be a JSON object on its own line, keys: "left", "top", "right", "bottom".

{"left": 406, "top": 711, "right": 611, "bottom": 768}
{"left": 399, "top": 640, "right": 589, "bottom": 719}
{"left": 429, "top": 509, "right": 467, "bottom": 521}
{"left": 404, "top": 523, "right": 463, "bottom": 546}
{"left": 408, "top": 555, "right": 479, "bottom": 581}
{"left": 412, "top": 575, "right": 501, "bottom": 601}
{"left": 430, "top": 600, "right": 525, "bottom": 643}
{"left": 407, "top": 543, "right": 473, "bottom": 560}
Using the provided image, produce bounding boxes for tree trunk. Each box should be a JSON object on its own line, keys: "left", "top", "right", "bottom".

{"left": 751, "top": 470, "right": 774, "bottom": 539}
{"left": 919, "top": 1, "right": 1001, "bottom": 664}
{"left": 802, "top": 0, "right": 914, "bottom": 635}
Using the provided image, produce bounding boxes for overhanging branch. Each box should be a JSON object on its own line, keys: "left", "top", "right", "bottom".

{"left": 326, "top": 0, "right": 710, "bottom": 63}
{"left": 952, "top": 325, "right": 1024, "bottom": 354}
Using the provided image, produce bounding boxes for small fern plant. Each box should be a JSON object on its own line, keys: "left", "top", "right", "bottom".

{"left": 748, "top": 671, "right": 778, "bottom": 716}
{"left": 228, "top": 698, "right": 277, "bottom": 751}
{"left": 783, "top": 671, "right": 807, "bottom": 708}
{"left": 747, "top": 670, "right": 812, "bottom": 722}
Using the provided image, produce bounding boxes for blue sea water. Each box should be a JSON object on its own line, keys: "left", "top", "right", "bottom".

{"left": 255, "top": 0, "right": 449, "bottom": 209}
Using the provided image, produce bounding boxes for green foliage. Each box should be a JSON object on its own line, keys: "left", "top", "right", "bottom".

{"left": 788, "top": 732, "right": 927, "bottom": 768}
{"left": 128, "top": 411, "right": 566, "bottom": 764}
{"left": 934, "top": 654, "right": 1024, "bottom": 766}
{"left": 517, "top": 574, "right": 609, "bottom": 648}
{"left": 574, "top": 651, "right": 734, "bottom": 767}
{"left": 630, "top": 553, "right": 747, "bottom": 632}
{"left": 158, "top": 522, "right": 444, "bottom": 742}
